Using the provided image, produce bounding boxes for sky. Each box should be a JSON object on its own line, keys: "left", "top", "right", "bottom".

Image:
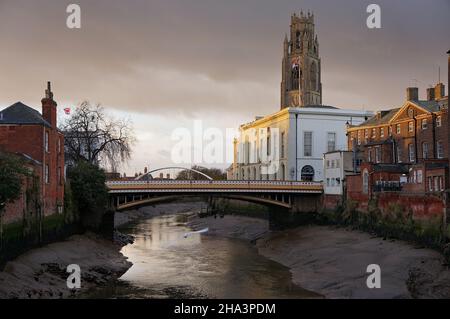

{"left": 0, "top": 0, "right": 449, "bottom": 175}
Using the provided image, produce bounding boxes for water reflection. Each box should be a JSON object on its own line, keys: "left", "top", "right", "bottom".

{"left": 96, "top": 214, "right": 318, "bottom": 299}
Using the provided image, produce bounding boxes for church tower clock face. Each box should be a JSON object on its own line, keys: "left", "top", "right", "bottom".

{"left": 280, "top": 12, "right": 322, "bottom": 109}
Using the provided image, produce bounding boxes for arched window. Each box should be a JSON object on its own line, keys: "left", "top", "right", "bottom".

{"left": 291, "top": 64, "right": 299, "bottom": 90}
{"left": 295, "top": 31, "right": 301, "bottom": 49}
{"left": 310, "top": 62, "right": 317, "bottom": 91}
{"left": 253, "top": 167, "right": 257, "bottom": 180}
{"left": 301, "top": 165, "right": 315, "bottom": 181}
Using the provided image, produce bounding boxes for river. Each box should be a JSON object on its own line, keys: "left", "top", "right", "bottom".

{"left": 89, "top": 213, "right": 318, "bottom": 299}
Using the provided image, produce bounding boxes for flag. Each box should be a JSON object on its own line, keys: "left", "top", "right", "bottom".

{"left": 64, "top": 107, "right": 71, "bottom": 115}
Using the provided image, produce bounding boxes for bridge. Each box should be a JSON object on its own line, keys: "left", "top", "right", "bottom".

{"left": 106, "top": 180, "right": 323, "bottom": 212}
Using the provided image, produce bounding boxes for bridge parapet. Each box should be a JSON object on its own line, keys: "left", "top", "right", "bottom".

{"left": 106, "top": 180, "right": 323, "bottom": 194}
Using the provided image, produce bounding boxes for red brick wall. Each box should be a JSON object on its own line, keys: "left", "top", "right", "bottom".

{"left": 0, "top": 124, "right": 64, "bottom": 220}
{"left": 323, "top": 194, "right": 342, "bottom": 210}
{"left": 376, "top": 193, "right": 444, "bottom": 222}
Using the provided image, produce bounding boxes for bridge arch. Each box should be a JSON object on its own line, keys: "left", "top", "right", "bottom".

{"left": 113, "top": 193, "right": 292, "bottom": 212}
{"left": 136, "top": 167, "right": 213, "bottom": 181}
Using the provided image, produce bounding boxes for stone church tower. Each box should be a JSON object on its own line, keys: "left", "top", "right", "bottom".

{"left": 281, "top": 12, "right": 322, "bottom": 109}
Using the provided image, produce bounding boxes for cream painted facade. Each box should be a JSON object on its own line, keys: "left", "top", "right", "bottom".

{"left": 229, "top": 107, "right": 372, "bottom": 182}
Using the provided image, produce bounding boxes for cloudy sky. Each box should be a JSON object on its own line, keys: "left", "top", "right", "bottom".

{"left": 0, "top": 0, "right": 448, "bottom": 174}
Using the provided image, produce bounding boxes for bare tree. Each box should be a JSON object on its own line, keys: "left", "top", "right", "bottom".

{"left": 61, "top": 101, "right": 135, "bottom": 172}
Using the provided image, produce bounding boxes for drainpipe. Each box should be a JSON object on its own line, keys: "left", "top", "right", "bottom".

{"left": 295, "top": 113, "right": 298, "bottom": 181}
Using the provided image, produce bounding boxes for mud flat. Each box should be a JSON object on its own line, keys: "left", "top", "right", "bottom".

{"left": 188, "top": 214, "right": 450, "bottom": 299}
{"left": 0, "top": 233, "right": 131, "bottom": 299}
{"left": 257, "top": 225, "right": 450, "bottom": 299}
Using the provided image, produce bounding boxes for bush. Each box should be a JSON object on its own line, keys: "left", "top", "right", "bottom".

{"left": 68, "top": 161, "right": 109, "bottom": 230}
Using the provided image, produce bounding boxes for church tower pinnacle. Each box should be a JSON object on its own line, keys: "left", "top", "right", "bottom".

{"left": 281, "top": 12, "right": 322, "bottom": 109}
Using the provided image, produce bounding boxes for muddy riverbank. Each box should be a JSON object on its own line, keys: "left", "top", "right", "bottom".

{"left": 190, "top": 214, "right": 450, "bottom": 299}
{"left": 0, "top": 233, "right": 131, "bottom": 299}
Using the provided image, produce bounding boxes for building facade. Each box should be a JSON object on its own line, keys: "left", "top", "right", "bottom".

{"left": 230, "top": 106, "right": 371, "bottom": 181}
{"left": 281, "top": 12, "right": 322, "bottom": 109}
{"left": 347, "top": 84, "right": 449, "bottom": 195}
{"left": 323, "top": 150, "right": 354, "bottom": 195}
{"left": 0, "top": 83, "right": 65, "bottom": 223}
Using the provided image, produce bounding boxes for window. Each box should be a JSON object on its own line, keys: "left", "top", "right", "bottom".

{"left": 434, "top": 177, "right": 439, "bottom": 192}
{"left": 363, "top": 169, "right": 369, "bottom": 194}
{"left": 368, "top": 148, "right": 372, "bottom": 162}
{"left": 327, "top": 132, "right": 336, "bottom": 152}
{"left": 304, "top": 132, "right": 312, "bottom": 157}
{"left": 327, "top": 178, "right": 330, "bottom": 187}
{"left": 422, "top": 119, "right": 428, "bottom": 130}
{"left": 365, "top": 129, "right": 369, "bottom": 139}
{"left": 58, "top": 167, "right": 62, "bottom": 185}
{"left": 428, "top": 177, "right": 433, "bottom": 192}
{"left": 371, "top": 128, "right": 376, "bottom": 138}
{"left": 375, "top": 147, "right": 381, "bottom": 163}
{"left": 357, "top": 131, "right": 361, "bottom": 145}
{"left": 380, "top": 127, "right": 384, "bottom": 138}
{"left": 408, "top": 121, "right": 414, "bottom": 133}
{"left": 422, "top": 142, "right": 429, "bottom": 159}
{"left": 281, "top": 132, "right": 285, "bottom": 158}
{"left": 417, "top": 170, "right": 423, "bottom": 184}
{"left": 397, "top": 145, "right": 402, "bottom": 163}
{"left": 326, "top": 160, "right": 330, "bottom": 168}
{"left": 436, "top": 116, "right": 442, "bottom": 127}
{"left": 408, "top": 144, "right": 415, "bottom": 162}
{"left": 57, "top": 137, "right": 61, "bottom": 154}
{"left": 437, "top": 140, "right": 444, "bottom": 159}
{"left": 389, "top": 126, "right": 393, "bottom": 136}
{"left": 396, "top": 124, "right": 401, "bottom": 134}
{"left": 45, "top": 165, "right": 49, "bottom": 184}
{"left": 336, "top": 159, "right": 340, "bottom": 168}
{"left": 45, "top": 131, "right": 49, "bottom": 152}
{"left": 439, "top": 176, "right": 444, "bottom": 191}
{"left": 266, "top": 130, "right": 271, "bottom": 156}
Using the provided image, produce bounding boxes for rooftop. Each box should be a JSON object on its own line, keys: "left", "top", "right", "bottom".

{"left": 0, "top": 102, "right": 51, "bottom": 127}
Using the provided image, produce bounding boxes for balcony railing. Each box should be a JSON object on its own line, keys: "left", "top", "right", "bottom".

{"left": 373, "top": 181, "right": 402, "bottom": 192}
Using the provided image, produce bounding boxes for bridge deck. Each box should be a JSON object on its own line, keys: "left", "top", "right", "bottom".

{"left": 106, "top": 180, "right": 323, "bottom": 194}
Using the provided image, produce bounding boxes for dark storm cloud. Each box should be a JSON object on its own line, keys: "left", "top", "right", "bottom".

{"left": 0, "top": 0, "right": 448, "bottom": 116}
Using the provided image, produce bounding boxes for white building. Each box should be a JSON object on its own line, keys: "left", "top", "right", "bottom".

{"left": 323, "top": 150, "right": 355, "bottom": 195}
{"left": 230, "top": 106, "right": 372, "bottom": 182}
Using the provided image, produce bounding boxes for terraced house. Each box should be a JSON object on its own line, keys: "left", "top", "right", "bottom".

{"left": 343, "top": 51, "right": 449, "bottom": 231}
{"left": 347, "top": 83, "right": 448, "bottom": 194}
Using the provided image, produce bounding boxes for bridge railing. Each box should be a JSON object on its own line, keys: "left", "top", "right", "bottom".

{"left": 106, "top": 179, "right": 322, "bottom": 187}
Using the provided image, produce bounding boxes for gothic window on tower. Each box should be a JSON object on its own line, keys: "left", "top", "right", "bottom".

{"left": 310, "top": 62, "right": 317, "bottom": 91}
{"left": 296, "top": 31, "right": 301, "bottom": 49}
{"left": 291, "top": 63, "right": 299, "bottom": 90}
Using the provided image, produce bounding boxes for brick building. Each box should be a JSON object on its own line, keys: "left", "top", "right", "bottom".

{"left": 347, "top": 83, "right": 449, "bottom": 194}
{"left": 0, "top": 82, "right": 64, "bottom": 223}
{"left": 341, "top": 51, "right": 450, "bottom": 230}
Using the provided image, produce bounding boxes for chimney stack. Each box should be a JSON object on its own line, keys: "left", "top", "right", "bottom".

{"left": 41, "top": 81, "right": 57, "bottom": 128}
{"left": 434, "top": 83, "right": 445, "bottom": 100}
{"left": 427, "top": 87, "right": 435, "bottom": 101}
{"left": 406, "top": 87, "right": 419, "bottom": 101}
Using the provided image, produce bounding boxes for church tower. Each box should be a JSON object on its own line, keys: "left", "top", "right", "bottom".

{"left": 281, "top": 12, "right": 322, "bottom": 109}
